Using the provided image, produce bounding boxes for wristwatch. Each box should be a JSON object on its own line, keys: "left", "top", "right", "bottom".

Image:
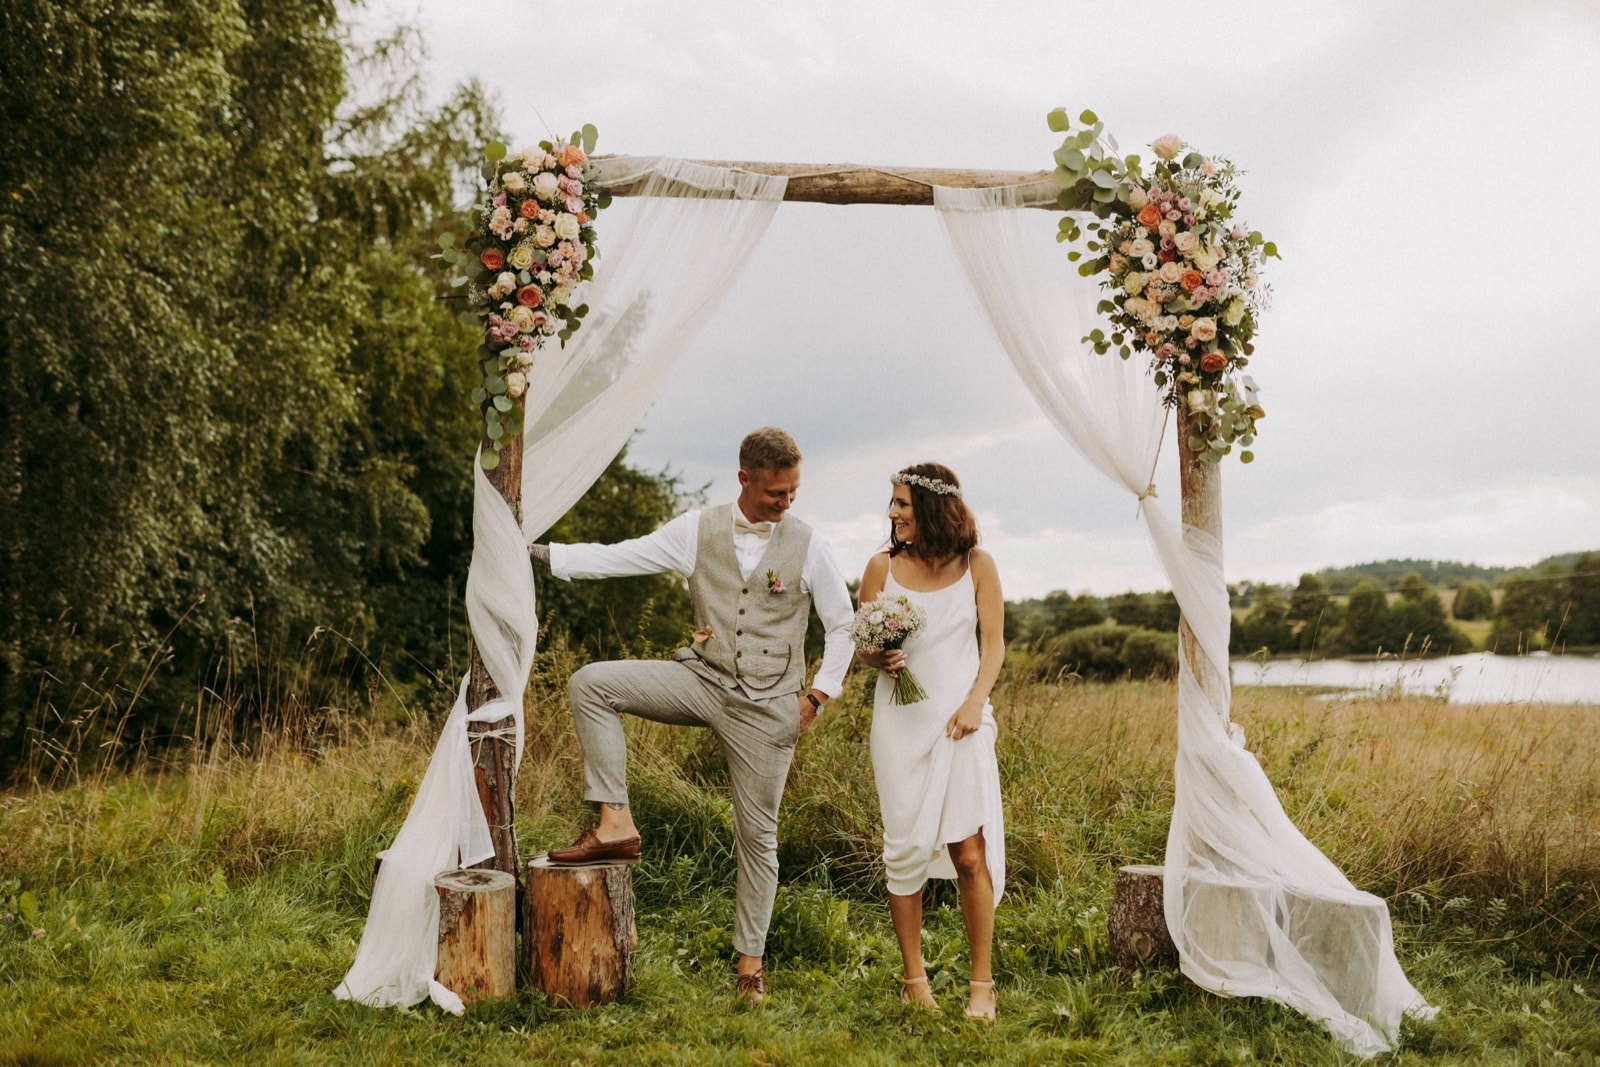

{"left": 804, "top": 692, "right": 824, "bottom": 711}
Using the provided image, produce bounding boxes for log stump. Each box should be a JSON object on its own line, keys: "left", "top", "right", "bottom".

{"left": 524, "top": 854, "right": 637, "bottom": 1007}
{"left": 1109, "top": 864, "right": 1178, "bottom": 972}
{"left": 434, "top": 868, "right": 517, "bottom": 1005}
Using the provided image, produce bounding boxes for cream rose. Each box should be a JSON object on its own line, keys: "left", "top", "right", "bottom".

{"left": 534, "top": 224, "right": 557, "bottom": 248}
{"left": 1222, "top": 299, "right": 1246, "bottom": 327}
{"left": 1152, "top": 134, "right": 1183, "bottom": 160}
{"left": 533, "top": 171, "right": 561, "bottom": 202}
{"left": 501, "top": 171, "right": 527, "bottom": 194}
{"left": 507, "top": 305, "right": 538, "bottom": 333}
{"left": 1129, "top": 237, "right": 1154, "bottom": 259}
{"left": 1186, "top": 388, "right": 1214, "bottom": 413}
{"left": 1158, "top": 261, "right": 1183, "bottom": 284}
{"left": 553, "top": 213, "right": 580, "bottom": 241}
{"left": 506, "top": 243, "right": 535, "bottom": 270}
{"left": 1126, "top": 186, "right": 1149, "bottom": 210}
{"left": 1190, "top": 317, "right": 1218, "bottom": 342}
{"left": 489, "top": 271, "right": 518, "bottom": 300}
{"left": 1191, "top": 246, "right": 1221, "bottom": 271}
{"left": 549, "top": 284, "right": 572, "bottom": 307}
{"left": 504, "top": 370, "right": 528, "bottom": 399}
{"left": 1174, "top": 231, "right": 1199, "bottom": 254}
{"left": 1157, "top": 219, "right": 1177, "bottom": 238}
{"left": 1123, "top": 271, "right": 1147, "bottom": 295}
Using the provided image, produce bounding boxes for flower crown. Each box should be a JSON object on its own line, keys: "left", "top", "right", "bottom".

{"left": 891, "top": 472, "right": 962, "bottom": 498}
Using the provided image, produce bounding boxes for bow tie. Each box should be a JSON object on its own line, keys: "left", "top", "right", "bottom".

{"left": 734, "top": 516, "right": 774, "bottom": 539}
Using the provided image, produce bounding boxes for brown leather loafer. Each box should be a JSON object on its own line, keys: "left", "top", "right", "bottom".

{"left": 735, "top": 968, "right": 768, "bottom": 1004}
{"left": 545, "top": 828, "right": 642, "bottom": 866}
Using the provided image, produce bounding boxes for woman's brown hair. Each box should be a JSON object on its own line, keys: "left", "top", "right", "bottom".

{"left": 888, "top": 462, "right": 979, "bottom": 562}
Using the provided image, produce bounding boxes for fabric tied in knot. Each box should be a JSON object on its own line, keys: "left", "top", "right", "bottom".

{"left": 734, "top": 516, "right": 773, "bottom": 539}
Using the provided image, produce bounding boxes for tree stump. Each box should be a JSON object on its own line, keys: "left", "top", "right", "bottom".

{"left": 524, "top": 855, "right": 637, "bottom": 1007}
{"left": 1109, "top": 864, "right": 1178, "bottom": 972}
{"left": 434, "top": 868, "right": 517, "bottom": 1005}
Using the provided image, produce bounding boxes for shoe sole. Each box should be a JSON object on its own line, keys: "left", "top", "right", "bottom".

{"left": 540, "top": 850, "right": 642, "bottom": 867}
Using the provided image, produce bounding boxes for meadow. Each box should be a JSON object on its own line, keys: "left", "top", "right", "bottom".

{"left": 3, "top": 645, "right": 1599, "bottom": 1065}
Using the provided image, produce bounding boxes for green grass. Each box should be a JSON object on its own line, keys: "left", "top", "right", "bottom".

{"left": 3, "top": 665, "right": 1599, "bottom": 1064}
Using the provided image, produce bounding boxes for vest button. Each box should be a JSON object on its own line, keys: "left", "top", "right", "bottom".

{"left": 735, "top": 651, "right": 742, "bottom": 659}
{"left": 738, "top": 608, "right": 745, "bottom": 615}
{"left": 736, "top": 629, "right": 743, "bottom": 636}
{"left": 741, "top": 588, "right": 748, "bottom": 595}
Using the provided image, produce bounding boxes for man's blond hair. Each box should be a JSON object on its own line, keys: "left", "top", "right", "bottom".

{"left": 738, "top": 427, "right": 802, "bottom": 474}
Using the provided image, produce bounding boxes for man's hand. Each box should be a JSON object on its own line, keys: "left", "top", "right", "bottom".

{"left": 797, "top": 691, "right": 824, "bottom": 735}
{"left": 529, "top": 543, "right": 551, "bottom": 572}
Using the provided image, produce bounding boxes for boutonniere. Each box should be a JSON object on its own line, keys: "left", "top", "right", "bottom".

{"left": 765, "top": 569, "right": 787, "bottom": 594}
{"left": 692, "top": 624, "right": 714, "bottom": 644}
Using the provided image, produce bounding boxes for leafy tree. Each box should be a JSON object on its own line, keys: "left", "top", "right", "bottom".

{"left": 1451, "top": 581, "right": 1494, "bottom": 621}
{"left": 1384, "top": 576, "right": 1474, "bottom": 655}
{"left": 535, "top": 449, "right": 702, "bottom": 659}
{"left": 1286, "top": 573, "right": 1342, "bottom": 654}
{"left": 1337, "top": 580, "right": 1391, "bottom": 655}
{"left": 1566, "top": 552, "right": 1600, "bottom": 646}
{"left": 0, "top": 1, "right": 502, "bottom": 771}
{"left": 1489, "top": 572, "right": 1561, "bottom": 653}
{"left": 1107, "top": 591, "right": 1179, "bottom": 632}
{"left": 1240, "top": 584, "right": 1294, "bottom": 654}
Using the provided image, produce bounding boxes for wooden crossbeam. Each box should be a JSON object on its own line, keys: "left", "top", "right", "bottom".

{"left": 596, "top": 158, "right": 1061, "bottom": 208}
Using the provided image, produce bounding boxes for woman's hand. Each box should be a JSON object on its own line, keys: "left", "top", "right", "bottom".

{"left": 857, "top": 648, "right": 905, "bottom": 678}
{"left": 945, "top": 701, "right": 983, "bottom": 740}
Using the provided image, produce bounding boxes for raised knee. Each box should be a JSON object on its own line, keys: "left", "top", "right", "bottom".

{"left": 569, "top": 663, "right": 603, "bottom": 704}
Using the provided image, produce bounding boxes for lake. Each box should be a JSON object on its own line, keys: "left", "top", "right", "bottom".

{"left": 1235, "top": 651, "right": 1600, "bottom": 706}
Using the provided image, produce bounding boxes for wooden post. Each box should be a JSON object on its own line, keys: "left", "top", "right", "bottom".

{"left": 1108, "top": 865, "right": 1178, "bottom": 972}
{"left": 596, "top": 158, "right": 1061, "bottom": 208}
{"left": 434, "top": 868, "right": 518, "bottom": 1005}
{"left": 524, "top": 855, "right": 637, "bottom": 1007}
{"left": 1177, "top": 406, "right": 1227, "bottom": 706}
{"left": 467, "top": 423, "right": 523, "bottom": 886}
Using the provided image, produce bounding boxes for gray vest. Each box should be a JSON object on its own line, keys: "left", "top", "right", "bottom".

{"left": 674, "top": 504, "right": 814, "bottom": 699}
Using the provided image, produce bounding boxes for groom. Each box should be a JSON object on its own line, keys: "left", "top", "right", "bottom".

{"left": 529, "top": 427, "right": 854, "bottom": 1002}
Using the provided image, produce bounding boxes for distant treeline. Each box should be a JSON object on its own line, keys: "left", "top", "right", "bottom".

{"left": 1005, "top": 552, "right": 1600, "bottom": 677}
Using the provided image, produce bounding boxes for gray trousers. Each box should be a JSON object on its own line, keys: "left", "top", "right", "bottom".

{"left": 568, "top": 659, "right": 799, "bottom": 958}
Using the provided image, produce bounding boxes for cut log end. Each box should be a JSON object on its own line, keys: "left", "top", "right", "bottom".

{"left": 1108, "top": 864, "right": 1179, "bottom": 973}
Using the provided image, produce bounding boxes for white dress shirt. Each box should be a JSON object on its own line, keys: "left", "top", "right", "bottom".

{"left": 549, "top": 507, "right": 856, "bottom": 698}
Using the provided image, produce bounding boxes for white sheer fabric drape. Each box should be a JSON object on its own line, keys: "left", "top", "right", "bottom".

{"left": 935, "top": 184, "right": 1432, "bottom": 1056}
{"left": 335, "top": 158, "right": 786, "bottom": 1012}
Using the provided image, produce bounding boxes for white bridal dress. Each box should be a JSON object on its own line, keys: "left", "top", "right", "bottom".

{"left": 870, "top": 559, "right": 1005, "bottom": 902}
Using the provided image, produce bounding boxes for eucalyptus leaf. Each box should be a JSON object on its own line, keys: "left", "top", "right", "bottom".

{"left": 1182, "top": 152, "right": 1203, "bottom": 170}
{"left": 480, "top": 449, "right": 499, "bottom": 471}
{"left": 1240, "top": 450, "right": 1255, "bottom": 464}
{"left": 470, "top": 387, "right": 487, "bottom": 405}
{"left": 493, "top": 395, "right": 513, "bottom": 412}
{"left": 438, "top": 232, "right": 456, "bottom": 249}
{"left": 581, "top": 123, "right": 598, "bottom": 152}
{"left": 1079, "top": 109, "right": 1098, "bottom": 125}
{"left": 1092, "top": 186, "right": 1117, "bottom": 203}
{"left": 1047, "top": 107, "right": 1071, "bottom": 132}
{"left": 1096, "top": 299, "right": 1115, "bottom": 314}
{"left": 1090, "top": 168, "right": 1115, "bottom": 189}
{"left": 459, "top": 311, "right": 480, "bottom": 329}
{"left": 485, "top": 375, "right": 506, "bottom": 395}
{"left": 486, "top": 141, "right": 507, "bottom": 161}
{"left": 1051, "top": 166, "right": 1075, "bottom": 190}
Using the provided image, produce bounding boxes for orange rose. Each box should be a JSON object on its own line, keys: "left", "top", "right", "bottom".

{"left": 1137, "top": 204, "right": 1162, "bottom": 229}
{"left": 518, "top": 199, "right": 539, "bottom": 219}
{"left": 1199, "top": 352, "right": 1227, "bottom": 373}
{"left": 516, "top": 285, "right": 542, "bottom": 307}
{"left": 558, "top": 144, "right": 587, "bottom": 168}
{"left": 1180, "top": 270, "right": 1204, "bottom": 292}
{"left": 480, "top": 248, "right": 505, "bottom": 271}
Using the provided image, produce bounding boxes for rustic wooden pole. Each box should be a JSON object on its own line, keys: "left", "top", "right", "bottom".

{"left": 467, "top": 423, "right": 523, "bottom": 885}
{"left": 524, "top": 855, "right": 638, "bottom": 1007}
{"left": 596, "top": 158, "right": 1061, "bottom": 208}
{"left": 434, "top": 868, "right": 518, "bottom": 1005}
{"left": 1177, "top": 406, "right": 1227, "bottom": 704}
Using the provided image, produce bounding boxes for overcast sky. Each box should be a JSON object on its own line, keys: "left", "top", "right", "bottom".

{"left": 376, "top": 0, "right": 1600, "bottom": 598}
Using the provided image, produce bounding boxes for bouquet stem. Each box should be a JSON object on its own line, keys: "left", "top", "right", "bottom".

{"left": 889, "top": 666, "right": 927, "bottom": 705}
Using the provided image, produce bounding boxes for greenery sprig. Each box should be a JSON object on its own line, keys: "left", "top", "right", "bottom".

{"left": 436, "top": 125, "right": 609, "bottom": 469}
{"left": 1048, "top": 108, "right": 1279, "bottom": 464}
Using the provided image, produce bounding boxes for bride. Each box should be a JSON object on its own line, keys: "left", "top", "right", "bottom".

{"left": 855, "top": 463, "right": 1006, "bottom": 1020}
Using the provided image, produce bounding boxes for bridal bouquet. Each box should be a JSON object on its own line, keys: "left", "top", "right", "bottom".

{"left": 848, "top": 594, "right": 929, "bottom": 705}
{"left": 1047, "top": 108, "right": 1278, "bottom": 464}
{"left": 435, "top": 126, "right": 608, "bottom": 470}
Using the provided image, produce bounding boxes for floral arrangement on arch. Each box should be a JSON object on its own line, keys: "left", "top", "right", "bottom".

{"left": 436, "top": 125, "right": 608, "bottom": 470}
{"left": 1047, "top": 108, "right": 1279, "bottom": 464}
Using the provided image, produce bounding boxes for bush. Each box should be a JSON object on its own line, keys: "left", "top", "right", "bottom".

{"left": 1451, "top": 581, "right": 1494, "bottom": 621}
{"left": 1120, "top": 628, "right": 1178, "bottom": 680}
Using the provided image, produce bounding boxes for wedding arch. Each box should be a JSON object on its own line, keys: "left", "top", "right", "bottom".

{"left": 335, "top": 149, "right": 1433, "bottom": 1056}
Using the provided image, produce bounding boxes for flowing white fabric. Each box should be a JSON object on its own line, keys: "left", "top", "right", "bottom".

{"left": 935, "top": 184, "right": 1433, "bottom": 1056}
{"left": 520, "top": 156, "right": 788, "bottom": 540}
{"left": 335, "top": 158, "right": 786, "bottom": 1011}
